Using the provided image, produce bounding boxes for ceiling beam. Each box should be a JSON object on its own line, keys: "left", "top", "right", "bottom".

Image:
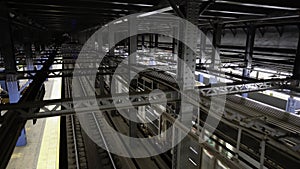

{"left": 217, "top": 0, "right": 300, "bottom": 9}
{"left": 7, "top": 0, "right": 152, "bottom": 12}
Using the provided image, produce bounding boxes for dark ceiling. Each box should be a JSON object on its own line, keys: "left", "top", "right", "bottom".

{"left": 5, "top": 0, "right": 300, "bottom": 33}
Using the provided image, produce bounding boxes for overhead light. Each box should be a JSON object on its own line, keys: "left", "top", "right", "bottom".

{"left": 9, "top": 12, "right": 15, "bottom": 18}
{"left": 135, "top": 4, "right": 153, "bottom": 7}
{"left": 217, "top": 0, "right": 299, "bottom": 11}
{"left": 112, "top": 2, "right": 153, "bottom": 7}
{"left": 114, "top": 20, "right": 123, "bottom": 24}
{"left": 112, "top": 2, "right": 128, "bottom": 5}
{"left": 138, "top": 6, "right": 173, "bottom": 18}
{"left": 208, "top": 10, "right": 266, "bottom": 16}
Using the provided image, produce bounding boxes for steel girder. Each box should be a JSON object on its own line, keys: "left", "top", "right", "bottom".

{"left": 0, "top": 78, "right": 290, "bottom": 114}
{"left": 197, "top": 79, "right": 290, "bottom": 97}
{"left": 0, "top": 51, "right": 56, "bottom": 169}
{"left": 0, "top": 67, "right": 118, "bottom": 80}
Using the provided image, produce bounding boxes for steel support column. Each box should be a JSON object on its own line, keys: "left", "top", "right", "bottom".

{"left": 141, "top": 34, "right": 145, "bottom": 48}
{"left": 0, "top": 2, "right": 26, "bottom": 146}
{"left": 242, "top": 25, "right": 256, "bottom": 98}
{"left": 128, "top": 16, "right": 138, "bottom": 138}
{"left": 199, "top": 0, "right": 215, "bottom": 15}
{"left": 108, "top": 25, "right": 115, "bottom": 56}
{"left": 293, "top": 30, "right": 300, "bottom": 80}
{"left": 172, "top": 26, "right": 179, "bottom": 61}
{"left": 260, "top": 139, "right": 266, "bottom": 169}
{"left": 24, "top": 30, "right": 34, "bottom": 72}
{"left": 154, "top": 34, "right": 159, "bottom": 48}
{"left": 199, "top": 30, "right": 207, "bottom": 64}
{"left": 212, "top": 23, "right": 222, "bottom": 68}
{"left": 0, "top": 2, "right": 16, "bottom": 74}
{"left": 96, "top": 30, "right": 105, "bottom": 95}
{"left": 235, "top": 128, "right": 242, "bottom": 159}
{"left": 149, "top": 34, "right": 153, "bottom": 48}
{"left": 286, "top": 96, "right": 298, "bottom": 114}
{"left": 35, "top": 42, "right": 42, "bottom": 70}
{"left": 173, "top": 0, "right": 201, "bottom": 169}
{"left": 41, "top": 44, "right": 45, "bottom": 52}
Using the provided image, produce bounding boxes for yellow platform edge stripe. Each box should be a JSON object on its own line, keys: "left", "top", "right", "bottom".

{"left": 36, "top": 117, "right": 61, "bottom": 169}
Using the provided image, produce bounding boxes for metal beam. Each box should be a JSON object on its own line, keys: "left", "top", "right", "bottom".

{"left": 8, "top": 0, "right": 153, "bottom": 12}
{"left": 0, "top": 51, "right": 56, "bottom": 169}
{"left": 244, "top": 24, "right": 256, "bottom": 69}
{"left": 0, "top": 67, "right": 118, "bottom": 80}
{"left": 293, "top": 31, "right": 300, "bottom": 80}
{"left": 197, "top": 79, "right": 289, "bottom": 97}
{"left": 166, "top": 0, "right": 185, "bottom": 18}
{"left": 212, "top": 22, "right": 222, "bottom": 68}
{"left": 128, "top": 15, "right": 138, "bottom": 138}
{"left": 242, "top": 24, "right": 256, "bottom": 97}
{"left": 174, "top": 0, "right": 201, "bottom": 168}
{"left": 0, "top": 2, "right": 17, "bottom": 74}
{"left": 199, "top": 0, "right": 215, "bottom": 15}
{"left": 0, "top": 78, "right": 290, "bottom": 112}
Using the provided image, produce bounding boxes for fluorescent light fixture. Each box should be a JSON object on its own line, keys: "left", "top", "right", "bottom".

{"left": 208, "top": 9, "right": 266, "bottom": 16}
{"left": 135, "top": 4, "right": 153, "bottom": 7}
{"left": 112, "top": 2, "right": 153, "bottom": 7}
{"left": 114, "top": 20, "right": 123, "bottom": 24}
{"left": 200, "top": 15, "right": 236, "bottom": 19}
{"left": 217, "top": 0, "right": 299, "bottom": 11}
{"left": 138, "top": 6, "right": 173, "bottom": 18}
{"left": 112, "top": 2, "right": 128, "bottom": 5}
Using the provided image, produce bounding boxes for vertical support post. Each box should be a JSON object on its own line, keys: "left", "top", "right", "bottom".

{"left": 154, "top": 34, "right": 159, "bottom": 48}
{"left": 149, "top": 34, "right": 153, "bottom": 48}
{"left": 96, "top": 31, "right": 105, "bottom": 95}
{"left": 6, "top": 75, "right": 19, "bottom": 103}
{"left": 242, "top": 24, "right": 256, "bottom": 98}
{"left": 0, "top": 2, "right": 26, "bottom": 146}
{"left": 108, "top": 25, "right": 115, "bottom": 56}
{"left": 41, "top": 44, "right": 45, "bottom": 52}
{"left": 286, "top": 96, "right": 297, "bottom": 113}
{"left": 24, "top": 30, "right": 34, "bottom": 76}
{"left": 199, "top": 29, "right": 207, "bottom": 64}
{"left": 128, "top": 15, "right": 138, "bottom": 138}
{"left": 141, "top": 34, "right": 145, "bottom": 48}
{"left": 198, "top": 74, "right": 204, "bottom": 83}
{"left": 235, "top": 128, "right": 242, "bottom": 159}
{"left": 35, "top": 42, "right": 42, "bottom": 70}
{"left": 108, "top": 25, "right": 115, "bottom": 85}
{"left": 0, "top": 2, "right": 16, "bottom": 74}
{"left": 172, "top": 26, "right": 179, "bottom": 61}
{"left": 173, "top": 0, "right": 201, "bottom": 169}
{"left": 260, "top": 139, "right": 266, "bottom": 169}
{"left": 293, "top": 30, "right": 300, "bottom": 80}
{"left": 211, "top": 23, "right": 222, "bottom": 68}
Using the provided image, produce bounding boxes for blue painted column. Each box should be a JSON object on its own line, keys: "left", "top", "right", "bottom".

{"left": 209, "top": 76, "right": 217, "bottom": 84}
{"left": 6, "top": 74, "right": 26, "bottom": 146}
{"left": 242, "top": 69, "right": 250, "bottom": 98}
{"left": 198, "top": 74, "right": 204, "bottom": 83}
{"left": 286, "top": 96, "right": 297, "bottom": 113}
{"left": 0, "top": 68, "right": 7, "bottom": 91}
{"left": 0, "top": 2, "right": 26, "bottom": 146}
{"left": 242, "top": 25, "right": 256, "bottom": 98}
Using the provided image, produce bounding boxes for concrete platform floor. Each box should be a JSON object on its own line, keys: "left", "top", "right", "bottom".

{"left": 7, "top": 63, "right": 62, "bottom": 169}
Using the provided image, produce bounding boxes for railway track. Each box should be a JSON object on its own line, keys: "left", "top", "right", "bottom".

{"left": 75, "top": 75, "right": 119, "bottom": 169}
{"left": 74, "top": 71, "right": 170, "bottom": 169}
{"left": 64, "top": 53, "right": 300, "bottom": 168}
{"left": 65, "top": 75, "right": 88, "bottom": 169}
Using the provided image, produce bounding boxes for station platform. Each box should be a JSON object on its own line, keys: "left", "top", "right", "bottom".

{"left": 7, "top": 64, "right": 62, "bottom": 169}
